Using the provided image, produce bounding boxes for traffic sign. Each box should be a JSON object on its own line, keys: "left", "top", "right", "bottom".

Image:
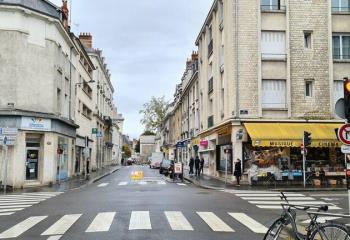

{"left": 0, "top": 128, "right": 18, "bottom": 135}
{"left": 338, "top": 124, "right": 350, "bottom": 145}
{"left": 0, "top": 135, "right": 16, "bottom": 146}
{"left": 342, "top": 145, "right": 350, "bottom": 154}
{"left": 174, "top": 163, "right": 182, "bottom": 174}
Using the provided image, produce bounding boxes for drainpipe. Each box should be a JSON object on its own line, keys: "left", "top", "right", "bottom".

{"left": 235, "top": 0, "right": 240, "bottom": 118}
{"left": 69, "top": 46, "right": 73, "bottom": 120}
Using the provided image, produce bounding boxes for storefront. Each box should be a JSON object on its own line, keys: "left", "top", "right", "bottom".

{"left": 243, "top": 122, "right": 344, "bottom": 186}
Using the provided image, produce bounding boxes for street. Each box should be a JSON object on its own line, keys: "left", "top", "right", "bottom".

{"left": 0, "top": 166, "right": 348, "bottom": 240}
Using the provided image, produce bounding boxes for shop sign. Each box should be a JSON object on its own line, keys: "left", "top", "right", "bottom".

{"left": 0, "top": 128, "right": 18, "bottom": 135}
{"left": 191, "top": 137, "right": 200, "bottom": 146}
{"left": 253, "top": 139, "right": 341, "bottom": 148}
{"left": 21, "top": 117, "right": 51, "bottom": 131}
{"left": 200, "top": 140, "right": 208, "bottom": 147}
{"left": 174, "top": 163, "right": 182, "bottom": 174}
{"left": 176, "top": 141, "right": 185, "bottom": 148}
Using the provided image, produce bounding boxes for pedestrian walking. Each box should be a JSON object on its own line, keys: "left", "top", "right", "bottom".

{"left": 199, "top": 157, "right": 204, "bottom": 175}
{"left": 234, "top": 158, "right": 242, "bottom": 186}
{"left": 194, "top": 156, "right": 200, "bottom": 176}
{"left": 189, "top": 157, "right": 194, "bottom": 175}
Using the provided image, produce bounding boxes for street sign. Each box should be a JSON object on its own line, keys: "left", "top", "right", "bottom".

{"left": 96, "top": 132, "right": 103, "bottom": 138}
{"left": 341, "top": 145, "right": 350, "bottom": 154}
{"left": 174, "top": 163, "right": 182, "bottom": 174}
{"left": 338, "top": 124, "right": 350, "bottom": 145}
{"left": 0, "top": 128, "right": 18, "bottom": 135}
{"left": 92, "top": 128, "right": 98, "bottom": 134}
{"left": 0, "top": 135, "right": 16, "bottom": 146}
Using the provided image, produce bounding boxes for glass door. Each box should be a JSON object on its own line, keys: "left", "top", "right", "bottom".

{"left": 26, "top": 149, "right": 39, "bottom": 180}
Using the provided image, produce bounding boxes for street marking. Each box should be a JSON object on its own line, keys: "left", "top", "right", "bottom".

{"left": 138, "top": 181, "right": 147, "bottom": 185}
{"left": 129, "top": 211, "right": 152, "bottom": 230}
{"left": 228, "top": 213, "right": 268, "bottom": 234}
{"left": 22, "top": 193, "right": 62, "bottom": 197}
{"left": 47, "top": 236, "right": 62, "bottom": 240}
{"left": 0, "top": 205, "right": 32, "bottom": 209}
{"left": 0, "top": 212, "right": 14, "bottom": 216}
{"left": 310, "top": 194, "right": 347, "bottom": 197}
{"left": 236, "top": 193, "right": 304, "bottom": 197}
{"left": 0, "top": 199, "right": 46, "bottom": 203}
{"left": 0, "top": 202, "right": 39, "bottom": 206}
{"left": 177, "top": 183, "right": 186, "bottom": 186}
{"left": 0, "top": 196, "right": 48, "bottom": 200}
{"left": 97, "top": 183, "right": 109, "bottom": 187}
{"left": 256, "top": 205, "right": 341, "bottom": 210}
{"left": 86, "top": 212, "right": 116, "bottom": 232}
{"left": 241, "top": 197, "right": 315, "bottom": 201}
{"left": 41, "top": 214, "right": 82, "bottom": 235}
{"left": 197, "top": 212, "right": 234, "bottom": 232}
{"left": 157, "top": 181, "right": 166, "bottom": 185}
{"left": 0, "top": 208, "right": 24, "bottom": 213}
{"left": 302, "top": 217, "right": 341, "bottom": 224}
{"left": 118, "top": 182, "right": 128, "bottom": 186}
{"left": 165, "top": 211, "right": 194, "bottom": 231}
{"left": 248, "top": 201, "right": 329, "bottom": 205}
{"left": 0, "top": 216, "right": 47, "bottom": 239}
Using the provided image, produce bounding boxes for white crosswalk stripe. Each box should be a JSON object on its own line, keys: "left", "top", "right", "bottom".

{"left": 129, "top": 211, "right": 152, "bottom": 230}
{"left": 0, "top": 216, "right": 47, "bottom": 239}
{"left": 0, "top": 211, "right": 270, "bottom": 237}
{"left": 165, "top": 211, "right": 193, "bottom": 231}
{"left": 41, "top": 214, "right": 82, "bottom": 235}
{"left": 228, "top": 213, "right": 268, "bottom": 233}
{"left": 118, "top": 181, "right": 128, "bottom": 185}
{"left": 222, "top": 190, "right": 342, "bottom": 211}
{"left": 97, "top": 183, "right": 109, "bottom": 187}
{"left": 86, "top": 212, "right": 116, "bottom": 232}
{"left": 0, "top": 192, "right": 62, "bottom": 217}
{"left": 197, "top": 212, "right": 234, "bottom": 232}
{"left": 176, "top": 183, "right": 186, "bottom": 186}
{"left": 157, "top": 181, "right": 166, "bottom": 185}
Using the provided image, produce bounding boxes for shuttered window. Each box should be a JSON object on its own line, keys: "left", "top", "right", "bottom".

{"left": 261, "top": 31, "right": 286, "bottom": 60}
{"left": 262, "top": 80, "right": 286, "bottom": 108}
{"left": 334, "top": 80, "right": 344, "bottom": 105}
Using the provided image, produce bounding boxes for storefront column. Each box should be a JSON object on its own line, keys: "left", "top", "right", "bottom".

{"left": 232, "top": 126, "right": 243, "bottom": 180}
{"left": 11, "top": 131, "right": 26, "bottom": 188}
{"left": 42, "top": 133, "right": 56, "bottom": 185}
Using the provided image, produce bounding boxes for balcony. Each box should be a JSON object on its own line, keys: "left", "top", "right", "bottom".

{"left": 208, "top": 77, "right": 213, "bottom": 94}
{"left": 207, "top": 115, "right": 214, "bottom": 128}
{"left": 208, "top": 40, "right": 213, "bottom": 58}
{"left": 261, "top": 5, "right": 286, "bottom": 12}
{"left": 261, "top": 53, "right": 287, "bottom": 61}
{"left": 103, "top": 116, "right": 113, "bottom": 126}
{"left": 332, "top": 7, "right": 350, "bottom": 13}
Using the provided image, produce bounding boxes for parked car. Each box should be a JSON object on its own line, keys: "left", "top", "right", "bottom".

{"left": 159, "top": 159, "right": 174, "bottom": 176}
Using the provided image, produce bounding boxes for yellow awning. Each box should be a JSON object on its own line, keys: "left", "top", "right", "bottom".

{"left": 244, "top": 123, "right": 342, "bottom": 148}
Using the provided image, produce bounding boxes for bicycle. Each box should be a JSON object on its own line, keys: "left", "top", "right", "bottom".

{"left": 264, "top": 192, "right": 350, "bottom": 240}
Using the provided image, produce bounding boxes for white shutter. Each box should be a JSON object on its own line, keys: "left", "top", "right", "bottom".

{"left": 262, "top": 80, "right": 286, "bottom": 108}
{"left": 334, "top": 80, "right": 344, "bottom": 105}
{"left": 261, "top": 32, "right": 286, "bottom": 59}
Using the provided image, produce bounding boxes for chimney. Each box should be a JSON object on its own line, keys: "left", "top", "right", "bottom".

{"left": 186, "top": 58, "right": 192, "bottom": 70}
{"left": 191, "top": 51, "right": 198, "bottom": 61}
{"left": 61, "top": 0, "right": 69, "bottom": 31}
{"left": 79, "top": 32, "right": 93, "bottom": 49}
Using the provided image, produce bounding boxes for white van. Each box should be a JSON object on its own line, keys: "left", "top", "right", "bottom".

{"left": 149, "top": 152, "right": 163, "bottom": 169}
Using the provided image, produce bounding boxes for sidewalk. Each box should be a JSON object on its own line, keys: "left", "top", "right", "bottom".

{"left": 184, "top": 171, "right": 347, "bottom": 192}
{"left": 0, "top": 165, "right": 121, "bottom": 195}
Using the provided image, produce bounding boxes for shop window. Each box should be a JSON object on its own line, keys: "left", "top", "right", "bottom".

{"left": 216, "top": 145, "right": 232, "bottom": 173}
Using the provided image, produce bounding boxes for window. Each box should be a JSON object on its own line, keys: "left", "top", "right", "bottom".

{"left": 220, "top": 31, "right": 225, "bottom": 68}
{"left": 261, "top": 0, "right": 281, "bottom": 10}
{"left": 261, "top": 31, "right": 286, "bottom": 60}
{"left": 208, "top": 25, "right": 213, "bottom": 57}
{"left": 220, "top": 73, "right": 224, "bottom": 118}
{"left": 334, "top": 80, "right": 344, "bottom": 105}
{"left": 333, "top": 35, "right": 350, "bottom": 60}
{"left": 208, "top": 77, "right": 213, "bottom": 94}
{"left": 262, "top": 80, "right": 286, "bottom": 108}
{"left": 64, "top": 94, "right": 69, "bottom": 117}
{"left": 57, "top": 88, "right": 61, "bottom": 113}
{"left": 82, "top": 104, "right": 92, "bottom": 119}
{"left": 218, "top": 0, "right": 224, "bottom": 25}
{"left": 305, "top": 81, "right": 313, "bottom": 97}
{"left": 332, "top": 0, "right": 350, "bottom": 12}
{"left": 304, "top": 31, "right": 312, "bottom": 48}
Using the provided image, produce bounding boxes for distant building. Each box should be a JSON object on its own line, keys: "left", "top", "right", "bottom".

{"left": 139, "top": 135, "right": 156, "bottom": 160}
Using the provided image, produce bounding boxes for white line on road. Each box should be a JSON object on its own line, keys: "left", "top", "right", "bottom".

{"left": 86, "top": 212, "right": 116, "bottom": 232}
{"left": 165, "top": 211, "right": 194, "bottom": 231}
{"left": 0, "top": 202, "right": 39, "bottom": 206}
{"left": 118, "top": 182, "right": 128, "bottom": 186}
{"left": 0, "top": 196, "right": 48, "bottom": 200}
{"left": 129, "top": 211, "right": 152, "bottom": 230}
{"left": 228, "top": 213, "right": 268, "bottom": 234}
{"left": 236, "top": 193, "right": 304, "bottom": 197}
{"left": 97, "top": 183, "right": 109, "bottom": 187}
{"left": 0, "top": 205, "right": 32, "bottom": 209}
{"left": 0, "top": 199, "right": 45, "bottom": 203}
{"left": 248, "top": 201, "right": 329, "bottom": 205}
{"left": 46, "top": 235, "right": 62, "bottom": 240}
{"left": 157, "top": 181, "right": 166, "bottom": 185}
{"left": 310, "top": 194, "right": 348, "bottom": 197}
{"left": 241, "top": 197, "right": 315, "bottom": 201}
{"left": 302, "top": 217, "right": 341, "bottom": 224}
{"left": 255, "top": 205, "right": 341, "bottom": 210}
{"left": 0, "top": 212, "right": 14, "bottom": 216}
{"left": 0, "top": 208, "right": 24, "bottom": 213}
{"left": 41, "top": 214, "right": 82, "bottom": 236}
{"left": 197, "top": 212, "right": 234, "bottom": 232}
{"left": 138, "top": 181, "right": 147, "bottom": 185}
{"left": 0, "top": 216, "right": 47, "bottom": 239}
{"left": 177, "top": 183, "right": 186, "bottom": 186}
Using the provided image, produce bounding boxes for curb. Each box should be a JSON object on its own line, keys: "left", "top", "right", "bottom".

{"left": 90, "top": 167, "right": 121, "bottom": 184}
{"left": 184, "top": 177, "right": 225, "bottom": 191}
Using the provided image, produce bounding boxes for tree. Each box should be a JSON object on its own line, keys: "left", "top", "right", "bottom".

{"left": 122, "top": 144, "right": 131, "bottom": 158}
{"left": 139, "top": 96, "right": 169, "bottom": 132}
{"left": 142, "top": 130, "right": 155, "bottom": 136}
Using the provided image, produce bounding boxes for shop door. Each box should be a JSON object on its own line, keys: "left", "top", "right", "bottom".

{"left": 26, "top": 148, "right": 39, "bottom": 180}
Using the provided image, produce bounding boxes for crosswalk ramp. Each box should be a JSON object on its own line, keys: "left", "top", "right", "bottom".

{"left": 222, "top": 190, "right": 342, "bottom": 210}
{"left": 0, "top": 192, "right": 63, "bottom": 217}
{"left": 0, "top": 211, "right": 268, "bottom": 238}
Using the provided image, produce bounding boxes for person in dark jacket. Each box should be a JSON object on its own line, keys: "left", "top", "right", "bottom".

{"left": 234, "top": 159, "right": 242, "bottom": 186}
{"left": 199, "top": 157, "right": 204, "bottom": 175}
{"left": 194, "top": 156, "right": 200, "bottom": 176}
{"left": 189, "top": 157, "right": 194, "bottom": 175}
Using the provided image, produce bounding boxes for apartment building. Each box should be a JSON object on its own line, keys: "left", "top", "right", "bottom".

{"left": 194, "top": 0, "right": 349, "bottom": 183}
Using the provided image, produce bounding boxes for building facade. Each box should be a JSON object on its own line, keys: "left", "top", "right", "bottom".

{"left": 112, "top": 108, "right": 124, "bottom": 166}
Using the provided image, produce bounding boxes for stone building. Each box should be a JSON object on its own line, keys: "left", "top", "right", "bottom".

{"left": 139, "top": 135, "right": 156, "bottom": 161}
{"left": 194, "top": 0, "right": 349, "bottom": 183}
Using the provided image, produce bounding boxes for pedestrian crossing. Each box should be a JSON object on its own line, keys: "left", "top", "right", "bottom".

{"left": 222, "top": 190, "right": 342, "bottom": 210}
{"left": 0, "top": 192, "right": 63, "bottom": 216}
{"left": 112, "top": 180, "right": 187, "bottom": 186}
{"left": 0, "top": 210, "right": 269, "bottom": 238}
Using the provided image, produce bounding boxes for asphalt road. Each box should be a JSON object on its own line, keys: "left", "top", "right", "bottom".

{"left": 0, "top": 165, "right": 349, "bottom": 240}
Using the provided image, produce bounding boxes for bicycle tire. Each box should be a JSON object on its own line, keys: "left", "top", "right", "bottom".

{"left": 310, "top": 223, "right": 350, "bottom": 240}
{"left": 264, "top": 218, "right": 296, "bottom": 240}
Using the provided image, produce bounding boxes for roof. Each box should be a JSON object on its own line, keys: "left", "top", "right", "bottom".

{"left": 0, "top": 0, "right": 62, "bottom": 19}
{"left": 195, "top": 0, "right": 217, "bottom": 45}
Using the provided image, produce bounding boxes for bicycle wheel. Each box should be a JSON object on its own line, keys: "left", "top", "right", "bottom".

{"left": 311, "top": 223, "right": 350, "bottom": 240}
{"left": 264, "top": 218, "right": 296, "bottom": 240}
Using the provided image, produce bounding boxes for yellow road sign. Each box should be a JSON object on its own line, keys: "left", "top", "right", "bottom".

{"left": 130, "top": 171, "right": 144, "bottom": 180}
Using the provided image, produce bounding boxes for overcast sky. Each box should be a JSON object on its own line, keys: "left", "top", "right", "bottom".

{"left": 51, "top": 0, "right": 213, "bottom": 139}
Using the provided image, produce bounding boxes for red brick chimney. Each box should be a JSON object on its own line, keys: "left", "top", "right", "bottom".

{"left": 79, "top": 32, "right": 93, "bottom": 49}
{"left": 191, "top": 51, "right": 198, "bottom": 61}
{"left": 61, "top": 0, "right": 69, "bottom": 31}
